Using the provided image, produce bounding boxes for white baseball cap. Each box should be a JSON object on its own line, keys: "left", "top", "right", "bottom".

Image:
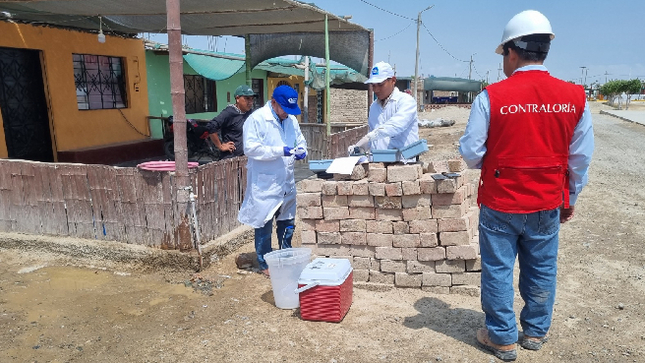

{"left": 364, "top": 61, "right": 395, "bottom": 84}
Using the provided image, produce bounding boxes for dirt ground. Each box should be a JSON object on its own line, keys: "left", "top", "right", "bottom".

{"left": 1, "top": 102, "right": 645, "bottom": 363}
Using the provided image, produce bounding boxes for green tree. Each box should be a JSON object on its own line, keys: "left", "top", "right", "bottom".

{"left": 600, "top": 79, "right": 642, "bottom": 109}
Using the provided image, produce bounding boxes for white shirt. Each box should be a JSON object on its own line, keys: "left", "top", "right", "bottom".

{"left": 368, "top": 87, "right": 420, "bottom": 157}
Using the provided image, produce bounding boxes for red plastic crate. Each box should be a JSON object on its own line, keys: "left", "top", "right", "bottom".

{"left": 297, "top": 258, "right": 353, "bottom": 322}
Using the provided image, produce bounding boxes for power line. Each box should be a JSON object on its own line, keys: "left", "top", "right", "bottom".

{"left": 358, "top": 0, "right": 415, "bottom": 21}
{"left": 375, "top": 22, "right": 413, "bottom": 42}
{"left": 422, "top": 23, "right": 468, "bottom": 63}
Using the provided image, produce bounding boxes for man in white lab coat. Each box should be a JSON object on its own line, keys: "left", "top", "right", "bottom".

{"left": 348, "top": 61, "right": 419, "bottom": 160}
{"left": 238, "top": 85, "right": 308, "bottom": 276}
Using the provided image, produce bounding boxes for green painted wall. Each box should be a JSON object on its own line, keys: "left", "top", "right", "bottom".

{"left": 145, "top": 51, "right": 268, "bottom": 139}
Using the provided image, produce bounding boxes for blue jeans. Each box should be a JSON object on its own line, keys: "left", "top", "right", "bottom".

{"left": 479, "top": 204, "right": 560, "bottom": 346}
{"left": 255, "top": 215, "right": 295, "bottom": 270}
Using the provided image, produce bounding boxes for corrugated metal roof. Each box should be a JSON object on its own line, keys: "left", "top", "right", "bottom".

{"left": 424, "top": 77, "right": 482, "bottom": 92}
{"left": 0, "top": 0, "right": 372, "bottom": 75}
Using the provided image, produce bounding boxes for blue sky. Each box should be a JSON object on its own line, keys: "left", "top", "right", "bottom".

{"left": 148, "top": 0, "right": 644, "bottom": 85}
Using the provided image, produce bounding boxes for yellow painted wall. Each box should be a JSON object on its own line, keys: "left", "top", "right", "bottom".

{"left": 267, "top": 76, "right": 306, "bottom": 122}
{"left": 0, "top": 21, "right": 149, "bottom": 157}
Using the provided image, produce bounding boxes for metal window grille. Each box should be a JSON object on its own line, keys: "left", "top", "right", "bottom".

{"left": 184, "top": 75, "right": 216, "bottom": 114}
{"left": 252, "top": 78, "right": 264, "bottom": 110}
{"left": 73, "top": 54, "right": 127, "bottom": 110}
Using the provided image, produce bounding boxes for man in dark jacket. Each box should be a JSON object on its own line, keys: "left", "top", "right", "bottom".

{"left": 207, "top": 85, "right": 256, "bottom": 159}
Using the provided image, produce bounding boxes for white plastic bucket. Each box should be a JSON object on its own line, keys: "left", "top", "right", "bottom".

{"left": 264, "top": 248, "right": 311, "bottom": 309}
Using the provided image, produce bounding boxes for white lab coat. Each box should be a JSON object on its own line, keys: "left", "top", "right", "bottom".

{"left": 237, "top": 101, "right": 307, "bottom": 228}
{"left": 368, "top": 87, "right": 419, "bottom": 157}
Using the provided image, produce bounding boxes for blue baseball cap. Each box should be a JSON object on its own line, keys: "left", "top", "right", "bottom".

{"left": 272, "top": 85, "right": 301, "bottom": 115}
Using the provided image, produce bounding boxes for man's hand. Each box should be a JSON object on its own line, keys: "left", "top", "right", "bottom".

{"left": 219, "top": 141, "right": 236, "bottom": 152}
{"left": 294, "top": 147, "right": 307, "bottom": 160}
{"left": 348, "top": 135, "right": 371, "bottom": 155}
{"left": 283, "top": 146, "right": 294, "bottom": 156}
{"left": 560, "top": 205, "right": 575, "bottom": 223}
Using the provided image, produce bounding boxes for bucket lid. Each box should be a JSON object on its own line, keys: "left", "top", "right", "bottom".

{"left": 264, "top": 248, "right": 312, "bottom": 267}
{"left": 298, "top": 258, "right": 352, "bottom": 286}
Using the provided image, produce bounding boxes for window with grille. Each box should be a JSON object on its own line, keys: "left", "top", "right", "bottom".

{"left": 73, "top": 54, "right": 127, "bottom": 110}
{"left": 184, "top": 75, "right": 216, "bottom": 114}
{"left": 252, "top": 78, "right": 264, "bottom": 110}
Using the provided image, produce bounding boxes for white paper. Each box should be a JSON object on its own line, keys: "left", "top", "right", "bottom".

{"left": 326, "top": 156, "right": 362, "bottom": 174}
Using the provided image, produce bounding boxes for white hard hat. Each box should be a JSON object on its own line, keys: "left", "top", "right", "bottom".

{"left": 495, "top": 10, "right": 555, "bottom": 54}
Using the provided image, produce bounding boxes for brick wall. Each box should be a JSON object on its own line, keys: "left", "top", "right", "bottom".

{"left": 329, "top": 88, "right": 368, "bottom": 124}
{"left": 297, "top": 159, "right": 481, "bottom": 296}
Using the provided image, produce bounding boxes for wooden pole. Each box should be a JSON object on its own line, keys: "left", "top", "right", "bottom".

{"left": 166, "top": 0, "right": 193, "bottom": 252}
{"left": 325, "top": 15, "right": 331, "bottom": 136}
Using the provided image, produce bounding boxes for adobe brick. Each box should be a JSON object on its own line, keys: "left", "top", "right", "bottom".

{"left": 419, "top": 233, "right": 438, "bottom": 247}
{"left": 401, "top": 248, "right": 418, "bottom": 261}
{"left": 448, "top": 159, "right": 467, "bottom": 172}
{"left": 341, "top": 231, "right": 367, "bottom": 245}
{"left": 321, "top": 181, "right": 338, "bottom": 195}
{"left": 375, "top": 247, "right": 402, "bottom": 260}
{"left": 367, "top": 167, "right": 387, "bottom": 183}
{"left": 336, "top": 181, "right": 354, "bottom": 195}
{"left": 419, "top": 174, "right": 437, "bottom": 194}
{"left": 315, "top": 219, "right": 340, "bottom": 232}
{"left": 349, "top": 245, "right": 376, "bottom": 258}
{"left": 402, "top": 180, "right": 421, "bottom": 195}
{"left": 376, "top": 209, "right": 403, "bottom": 221}
{"left": 366, "top": 220, "right": 393, "bottom": 234}
{"left": 385, "top": 182, "right": 403, "bottom": 196}
{"left": 421, "top": 286, "right": 450, "bottom": 294}
{"left": 317, "top": 231, "right": 341, "bottom": 244}
{"left": 369, "top": 270, "right": 394, "bottom": 284}
{"left": 431, "top": 186, "right": 467, "bottom": 205}
{"left": 409, "top": 219, "right": 438, "bottom": 234}
{"left": 349, "top": 207, "right": 376, "bottom": 219}
{"left": 432, "top": 202, "right": 467, "bottom": 219}
{"left": 436, "top": 178, "right": 457, "bottom": 194}
{"left": 298, "top": 178, "right": 323, "bottom": 193}
{"left": 452, "top": 272, "right": 481, "bottom": 286}
{"left": 392, "top": 221, "right": 409, "bottom": 235}
{"left": 297, "top": 205, "right": 323, "bottom": 219}
{"left": 352, "top": 269, "right": 370, "bottom": 282}
{"left": 323, "top": 206, "right": 350, "bottom": 220}
{"left": 439, "top": 231, "right": 471, "bottom": 246}
{"left": 367, "top": 232, "right": 393, "bottom": 247}
{"left": 450, "top": 285, "right": 480, "bottom": 297}
{"left": 368, "top": 182, "right": 386, "bottom": 196}
{"left": 300, "top": 219, "right": 317, "bottom": 231}
{"left": 314, "top": 244, "right": 349, "bottom": 257}
{"left": 435, "top": 260, "right": 466, "bottom": 273}
{"left": 422, "top": 272, "right": 452, "bottom": 287}
{"left": 352, "top": 256, "right": 371, "bottom": 270}
{"left": 466, "top": 257, "right": 482, "bottom": 272}
{"left": 438, "top": 216, "right": 469, "bottom": 232}
{"left": 322, "top": 195, "right": 348, "bottom": 207}
{"left": 418, "top": 247, "right": 446, "bottom": 261}
{"left": 297, "top": 193, "right": 321, "bottom": 207}
{"left": 402, "top": 194, "right": 432, "bottom": 209}
{"left": 395, "top": 272, "right": 423, "bottom": 287}
{"left": 402, "top": 207, "right": 433, "bottom": 221}
{"left": 348, "top": 195, "right": 375, "bottom": 208}
{"left": 446, "top": 245, "right": 478, "bottom": 260}
{"left": 380, "top": 260, "right": 406, "bottom": 273}
{"left": 375, "top": 196, "right": 402, "bottom": 209}
{"left": 352, "top": 179, "right": 370, "bottom": 196}
{"left": 301, "top": 230, "right": 317, "bottom": 244}
{"left": 340, "top": 219, "right": 367, "bottom": 232}
{"left": 407, "top": 260, "right": 435, "bottom": 274}
{"left": 387, "top": 164, "right": 422, "bottom": 182}
{"left": 393, "top": 233, "right": 420, "bottom": 248}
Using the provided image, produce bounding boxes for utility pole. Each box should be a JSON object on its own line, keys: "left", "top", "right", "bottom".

{"left": 497, "top": 63, "right": 502, "bottom": 81}
{"left": 468, "top": 54, "right": 474, "bottom": 80}
{"left": 580, "top": 66, "right": 586, "bottom": 86}
{"left": 414, "top": 5, "right": 433, "bottom": 105}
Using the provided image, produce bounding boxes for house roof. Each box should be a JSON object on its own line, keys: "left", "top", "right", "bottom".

{"left": 154, "top": 46, "right": 367, "bottom": 86}
{"left": 0, "top": 0, "right": 372, "bottom": 75}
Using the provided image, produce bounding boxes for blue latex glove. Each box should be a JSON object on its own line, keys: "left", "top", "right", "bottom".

{"left": 283, "top": 146, "right": 294, "bottom": 156}
{"left": 294, "top": 148, "right": 307, "bottom": 160}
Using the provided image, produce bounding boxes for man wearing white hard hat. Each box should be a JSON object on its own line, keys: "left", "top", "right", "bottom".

{"left": 459, "top": 10, "right": 594, "bottom": 361}
{"left": 348, "top": 61, "right": 419, "bottom": 160}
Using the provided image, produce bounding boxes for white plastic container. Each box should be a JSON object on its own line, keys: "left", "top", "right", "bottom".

{"left": 264, "top": 248, "right": 311, "bottom": 309}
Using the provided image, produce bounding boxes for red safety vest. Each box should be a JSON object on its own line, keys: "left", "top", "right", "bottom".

{"left": 479, "top": 70, "right": 586, "bottom": 213}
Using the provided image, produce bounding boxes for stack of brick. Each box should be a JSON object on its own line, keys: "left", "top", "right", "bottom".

{"left": 296, "top": 159, "right": 482, "bottom": 295}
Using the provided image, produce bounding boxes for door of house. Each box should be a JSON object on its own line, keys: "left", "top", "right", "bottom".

{"left": 0, "top": 47, "right": 53, "bottom": 161}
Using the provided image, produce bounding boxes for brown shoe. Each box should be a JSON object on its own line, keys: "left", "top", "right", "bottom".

{"left": 476, "top": 328, "right": 517, "bottom": 361}
{"left": 519, "top": 333, "right": 549, "bottom": 350}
